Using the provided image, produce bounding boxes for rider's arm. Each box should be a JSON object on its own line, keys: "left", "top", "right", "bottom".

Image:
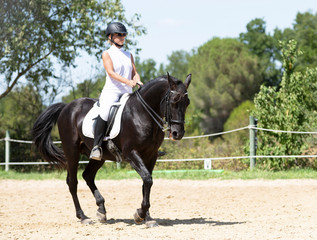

{"left": 102, "top": 51, "right": 136, "bottom": 88}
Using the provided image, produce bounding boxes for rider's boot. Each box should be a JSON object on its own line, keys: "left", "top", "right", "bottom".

{"left": 90, "top": 116, "right": 108, "bottom": 161}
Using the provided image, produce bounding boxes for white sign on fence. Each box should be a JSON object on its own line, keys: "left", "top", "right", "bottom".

{"left": 204, "top": 159, "right": 212, "bottom": 170}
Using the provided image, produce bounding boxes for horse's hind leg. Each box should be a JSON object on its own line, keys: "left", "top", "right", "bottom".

{"left": 82, "top": 160, "right": 107, "bottom": 223}
{"left": 65, "top": 151, "right": 91, "bottom": 224}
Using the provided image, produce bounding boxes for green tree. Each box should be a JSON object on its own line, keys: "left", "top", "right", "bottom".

{"left": 273, "top": 11, "right": 317, "bottom": 71}
{"left": 188, "top": 38, "right": 262, "bottom": 134}
{"left": 157, "top": 63, "right": 166, "bottom": 77}
{"left": 0, "top": 0, "right": 145, "bottom": 99}
{"left": 134, "top": 57, "right": 158, "bottom": 83}
{"left": 253, "top": 40, "right": 317, "bottom": 170}
{"left": 62, "top": 75, "right": 105, "bottom": 103}
{"left": 0, "top": 84, "right": 46, "bottom": 170}
{"left": 223, "top": 100, "right": 255, "bottom": 156}
{"left": 0, "top": 85, "right": 43, "bottom": 138}
{"left": 293, "top": 12, "right": 317, "bottom": 69}
{"left": 224, "top": 100, "right": 255, "bottom": 135}
{"left": 239, "top": 18, "right": 281, "bottom": 86}
{"left": 165, "top": 50, "right": 191, "bottom": 80}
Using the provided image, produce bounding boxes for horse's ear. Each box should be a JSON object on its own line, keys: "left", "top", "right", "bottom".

{"left": 184, "top": 74, "right": 191, "bottom": 89}
{"left": 167, "top": 72, "right": 177, "bottom": 91}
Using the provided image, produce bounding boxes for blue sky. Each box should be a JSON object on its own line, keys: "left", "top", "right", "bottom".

{"left": 71, "top": 0, "right": 316, "bottom": 86}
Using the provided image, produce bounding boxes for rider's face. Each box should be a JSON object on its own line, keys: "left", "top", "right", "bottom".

{"left": 110, "top": 33, "right": 126, "bottom": 46}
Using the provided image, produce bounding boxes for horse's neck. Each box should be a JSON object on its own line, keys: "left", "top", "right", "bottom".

{"left": 142, "top": 84, "right": 168, "bottom": 116}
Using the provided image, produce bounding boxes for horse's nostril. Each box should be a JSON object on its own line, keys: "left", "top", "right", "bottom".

{"left": 172, "top": 131, "right": 178, "bottom": 138}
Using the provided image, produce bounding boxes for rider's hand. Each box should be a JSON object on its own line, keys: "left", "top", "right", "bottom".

{"left": 126, "top": 79, "right": 137, "bottom": 88}
{"left": 133, "top": 73, "right": 143, "bottom": 86}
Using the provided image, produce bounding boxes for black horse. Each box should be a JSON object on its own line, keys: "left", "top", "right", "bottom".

{"left": 32, "top": 73, "right": 191, "bottom": 227}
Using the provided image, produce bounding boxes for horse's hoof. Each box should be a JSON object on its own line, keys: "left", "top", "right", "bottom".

{"left": 146, "top": 220, "right": 159, "bottom": 228}
{"left": 133, "top": 211, "right": 144, "bottom": 224}
{"left": 81, "top": 218, "right": 94, "bottom": 225}
{"left": 96, "top": 211, "right": 107, "bottom": 223}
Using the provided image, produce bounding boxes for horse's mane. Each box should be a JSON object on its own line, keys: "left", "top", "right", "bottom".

{"left": 141, "top": 76, "right": 167, "bottom": 91}
{"left": 134, "top": 75, "right": 182, "bottom": 96}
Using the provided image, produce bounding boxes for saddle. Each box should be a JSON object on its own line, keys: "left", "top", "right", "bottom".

{"left": 82, "top": 93, "right": 130, "bottom": 162}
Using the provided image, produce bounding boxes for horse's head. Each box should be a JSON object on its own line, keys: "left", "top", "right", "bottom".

{"left": 166, "top": 73, "right": 191, "bottom": 140}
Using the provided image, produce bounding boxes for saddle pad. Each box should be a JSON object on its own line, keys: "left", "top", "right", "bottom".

{"left": 82, "top": 93, "right": 130, "bottom": 140}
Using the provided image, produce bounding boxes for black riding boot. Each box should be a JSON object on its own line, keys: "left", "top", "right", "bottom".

{"left": 90, "top": 116, "right": 108, "bottom": 161}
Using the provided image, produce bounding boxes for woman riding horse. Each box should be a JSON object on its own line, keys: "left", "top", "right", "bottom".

{"left": 90, "top": 22, "right": 143, "bottom": 160}
{"left": 32, "top": 22, "right": 192, "bottom": 227}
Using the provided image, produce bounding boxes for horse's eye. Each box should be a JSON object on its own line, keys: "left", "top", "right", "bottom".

{"left": 172, "top": 94, "right": 181, "bottom": 103}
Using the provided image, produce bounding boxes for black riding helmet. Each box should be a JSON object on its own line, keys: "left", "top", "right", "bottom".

{"left": 106, "top": 22, "right": 127, "bottom": 48}
{"left": 105, "top": 22, "right": 128, "bottom": 37}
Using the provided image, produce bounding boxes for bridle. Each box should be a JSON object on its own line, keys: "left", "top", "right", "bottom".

{"left": 162, "top": 90, "right": 187, "bottom": 126}
{"left": 135, "top": 88, "right": 187, "bottom": 132}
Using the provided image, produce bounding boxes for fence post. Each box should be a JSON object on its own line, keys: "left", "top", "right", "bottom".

{"left": 5, "top": 130, "right": 10, "bottom": 172}
{"left": 116, "top": 162, "right": 121, "bottom": 169}
{"left": 249, "top": 116, "right": 256, "bottom": 170}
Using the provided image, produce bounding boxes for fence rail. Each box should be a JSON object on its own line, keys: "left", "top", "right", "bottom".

{"left": 1, "top": 116, "right": 317, "bottom": 171}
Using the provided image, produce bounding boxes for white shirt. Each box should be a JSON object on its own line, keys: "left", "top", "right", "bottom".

{"left": 97, "top": 45, "right": 133, "bottom": 121}
{"left": 103, "top": 45, "right": 133, "bottom": 94}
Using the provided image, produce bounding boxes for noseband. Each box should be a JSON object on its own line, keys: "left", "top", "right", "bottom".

{"left": 135, "top": 89, "right": 187, "bottom": 132}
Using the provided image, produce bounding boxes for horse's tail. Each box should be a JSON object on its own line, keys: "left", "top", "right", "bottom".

{"left": 32, "top": 102, "right": 67, "bottom": 168}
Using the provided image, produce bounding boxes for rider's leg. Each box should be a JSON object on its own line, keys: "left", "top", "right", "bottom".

{"left": 90, "top": 115, "right": 108, "bottom": 161}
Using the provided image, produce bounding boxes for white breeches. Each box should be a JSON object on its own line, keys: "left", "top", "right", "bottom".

{"left": 98, "top": 91, "right": 123, "bottom": 121}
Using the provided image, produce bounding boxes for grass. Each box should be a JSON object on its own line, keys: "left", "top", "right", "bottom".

{"left": 1, "top": 167, "right": 317, "bottom": 180}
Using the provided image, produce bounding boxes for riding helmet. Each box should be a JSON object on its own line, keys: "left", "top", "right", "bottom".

{"left": 105, "top": 22, "right": 128, "bottom": 37}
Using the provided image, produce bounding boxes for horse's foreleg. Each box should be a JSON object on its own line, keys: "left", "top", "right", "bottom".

{"left": 82, "top": 160, "right": 107, "bottom": 223}
{"left": 128, "top": 150, "right": 158, "bottom": 227}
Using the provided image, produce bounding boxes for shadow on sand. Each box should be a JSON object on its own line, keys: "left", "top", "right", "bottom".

{"left": 106, "top": 217, "right": 245, "bottom": 227}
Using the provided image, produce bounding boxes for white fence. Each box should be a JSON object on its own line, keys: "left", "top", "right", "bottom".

{"left": 1, "top": 117, "right": 317, "bottom": 171}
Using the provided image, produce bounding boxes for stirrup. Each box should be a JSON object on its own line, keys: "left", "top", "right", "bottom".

{"left": 90, "top": 146, "right": 103, "bottom": 161}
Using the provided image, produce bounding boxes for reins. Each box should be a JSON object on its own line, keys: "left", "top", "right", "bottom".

{"left": 135, "top": 90, "right": 170, "bottom": 132}
{"left": 135, "top": 86, "right": 187, "bottom": 133}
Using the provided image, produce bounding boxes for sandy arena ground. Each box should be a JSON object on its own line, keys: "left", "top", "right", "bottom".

{"left": 0, "top": 178, "right": 317, "bottom": 240}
